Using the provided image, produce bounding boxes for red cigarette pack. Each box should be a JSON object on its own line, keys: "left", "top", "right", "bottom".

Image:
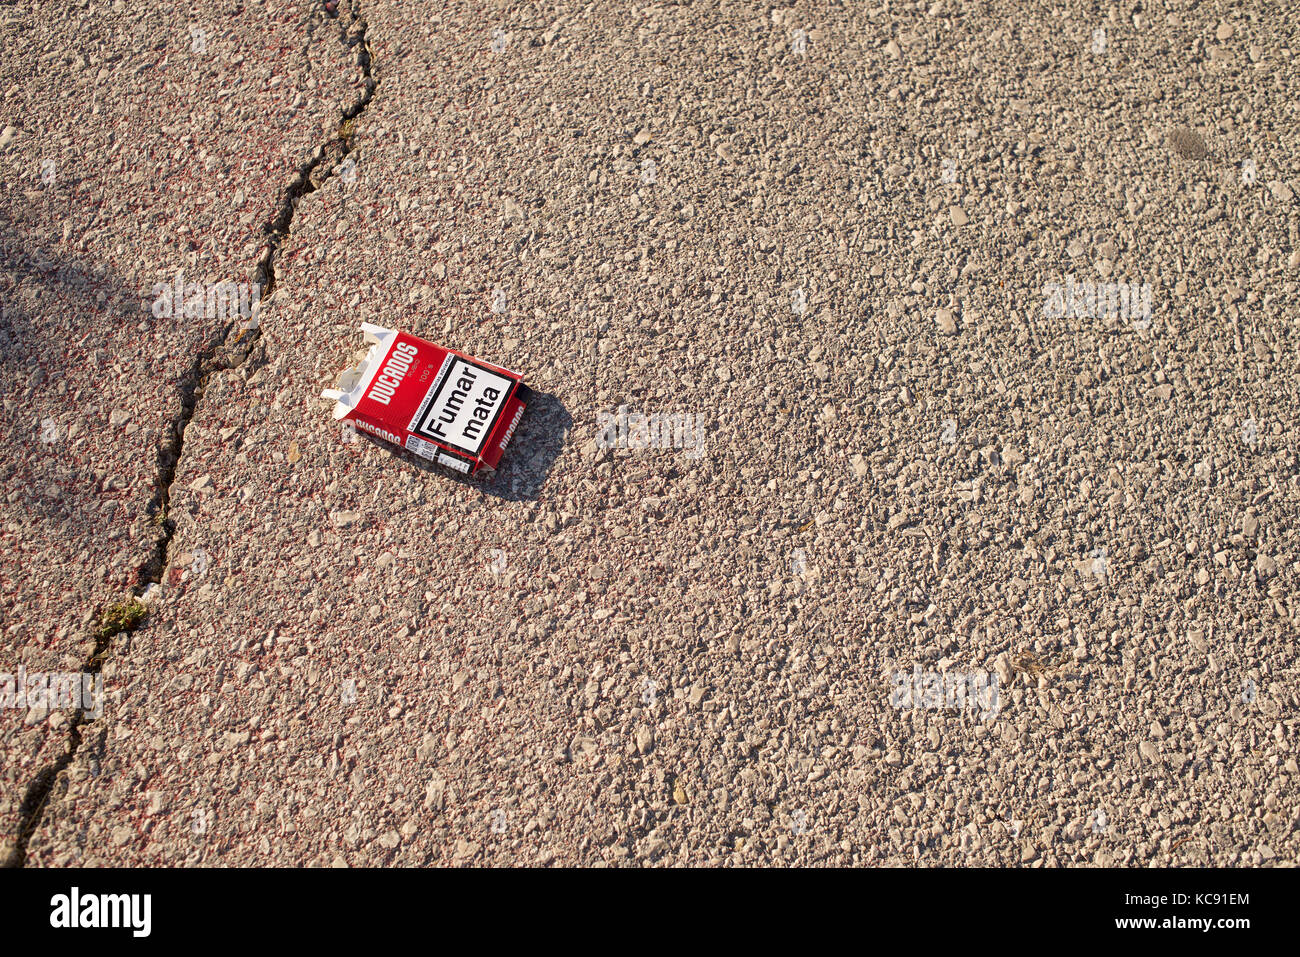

{"left": 322, "top": 323, "right": 529, "bottom": 475}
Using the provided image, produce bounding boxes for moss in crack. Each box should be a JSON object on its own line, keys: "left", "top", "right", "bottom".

{"left": 88, "top": 599, "right": 148, "bottom": 668}
{"left": 94, "top": 599, "right": 148, "bottom": 642}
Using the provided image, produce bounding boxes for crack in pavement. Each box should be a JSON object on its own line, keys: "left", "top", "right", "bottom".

{"left": 3, "top": 0, "right": 379, "bottom": 868}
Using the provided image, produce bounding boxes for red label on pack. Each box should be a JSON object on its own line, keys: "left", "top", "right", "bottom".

{"left": 323, "top": 323, "right": 528, "bottom": 474}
